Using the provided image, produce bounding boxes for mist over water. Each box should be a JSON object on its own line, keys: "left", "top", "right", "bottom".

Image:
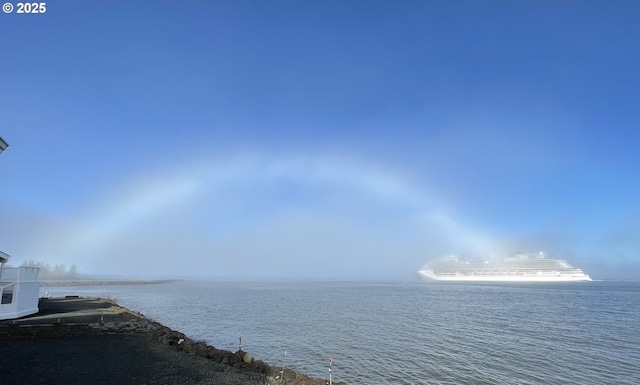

{"left": 44, "top": 280, "right": 640, "bottom": 385}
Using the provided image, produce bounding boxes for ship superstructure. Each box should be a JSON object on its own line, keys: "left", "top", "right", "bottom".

{"left": 418, "top": 252, "right": 591, "bottom": 282}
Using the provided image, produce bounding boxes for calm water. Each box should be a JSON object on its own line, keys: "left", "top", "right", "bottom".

{"left": 43, "top": 281, "right": 640, "bottom": 385}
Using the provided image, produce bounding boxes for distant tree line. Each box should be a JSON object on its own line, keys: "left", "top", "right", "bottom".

{"left": 19, "top": 261, "right": 81, "bottom": 280}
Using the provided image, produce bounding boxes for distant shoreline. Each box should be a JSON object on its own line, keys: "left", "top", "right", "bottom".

{"left": 40, "top": 279, "right": 180, "bottom": 287}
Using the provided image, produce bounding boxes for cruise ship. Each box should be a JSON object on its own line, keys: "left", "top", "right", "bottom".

{"left": 418, "top": 252, "right": 592, "bottom": 282}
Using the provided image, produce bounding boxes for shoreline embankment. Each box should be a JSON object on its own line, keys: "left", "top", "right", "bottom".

{"left": 0, "top": 296, "right": 345, "bottom": 385}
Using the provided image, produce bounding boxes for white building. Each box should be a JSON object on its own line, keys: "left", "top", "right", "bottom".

{"left": 0, "top": 251, "right": 40, "bottom": 320}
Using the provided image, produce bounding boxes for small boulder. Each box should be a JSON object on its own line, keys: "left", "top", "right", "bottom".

{"left": 283, "top": 369, "right": 297, "bottom": 382}
{"left": 243, "top": 352, "right": 254, "bottom": 364}
{"left": 250, "top": 359, "right": 270, "bottom": 374}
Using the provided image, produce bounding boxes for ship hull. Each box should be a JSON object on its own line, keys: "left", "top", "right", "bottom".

{"left": 417, "top": 270, "right": 592, "bottom": 282}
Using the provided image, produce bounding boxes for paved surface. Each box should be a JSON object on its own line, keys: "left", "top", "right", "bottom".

{"left": 1, "top": 296, "right": 134, "bottom": 325}
{"left": 1, "top": 334, "right": 271, "bottom": 385}
{"left": 0, "top": 297, "right": 273, "bottom": 385}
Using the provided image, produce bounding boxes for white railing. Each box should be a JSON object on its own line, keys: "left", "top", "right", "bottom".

{"left": 0, "top": 267, "right": 40, "bottom": 282}
{"left": 0, "top": 266, "right": 40, "bottom": 320}
{"left": 0, "top": 267, "right": 40, "bottom": 305}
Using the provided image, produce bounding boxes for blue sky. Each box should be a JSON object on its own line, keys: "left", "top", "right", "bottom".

{"left": 1, "top": 1, "right": 639, "bottom": 280}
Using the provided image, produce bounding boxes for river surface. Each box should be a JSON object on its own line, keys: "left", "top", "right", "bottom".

{"left": 43, "top": 280, "right": 640, "bottom": 385}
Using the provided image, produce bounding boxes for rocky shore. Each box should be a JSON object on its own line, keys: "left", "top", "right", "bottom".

{"left": 0, "top": 297, "right": 345, "bottom": 385}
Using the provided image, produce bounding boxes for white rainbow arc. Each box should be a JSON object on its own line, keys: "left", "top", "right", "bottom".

{"left": 40, "top": 153, "right": 493, "bottom": 263}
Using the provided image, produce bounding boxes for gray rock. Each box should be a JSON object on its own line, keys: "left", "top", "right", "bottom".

{"left": 283, "top": 368, "right": 297, "bottom": 381}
